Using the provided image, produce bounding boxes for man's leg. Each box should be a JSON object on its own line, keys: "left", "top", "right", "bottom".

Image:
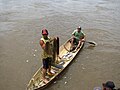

{"left": 48, "top": 57, "right": 55, "bottom": 75}
{"left": 75, "top": 40, "right": 81, "bottom": 50}
{"left": 70, "top": 38, "right": 75, "bottom": 51}
{"left": 75, "top": 38, "right": 85, "bottom": 51}
{"left": 42, "top": 59, "right": 49, "bottom": 83}
{"left": 42, "top": 68, "right": 49, "bottom": 83}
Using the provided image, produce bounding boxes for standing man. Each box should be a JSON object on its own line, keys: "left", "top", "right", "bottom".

{"left": 40, "top": 29, "right": 54, "bottom": 84}
{"left": 70, "top": 26, "right": 85, "bottom": 51}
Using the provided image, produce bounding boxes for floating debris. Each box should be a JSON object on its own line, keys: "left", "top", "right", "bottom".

{"left": 64, "top": 81, "right": 67, "bottom": 84}
{"left": 82, "top": 67, "right": 85, "bottom": 70}
{"left": 64, "top": 77, "right": 67, "bottom": 79}
{"left": 33, "top": 54, "right": 36, "bottom": 57}
{"left": 26, "top": 60, "right": 29, "bottom": 63}
{"left": 35, "top": 50, "right": 37, "bottom": 52}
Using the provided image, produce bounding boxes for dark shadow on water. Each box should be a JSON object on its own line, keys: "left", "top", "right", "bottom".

{"left": 86, "top": 45, "right": 96, "bottom": 50}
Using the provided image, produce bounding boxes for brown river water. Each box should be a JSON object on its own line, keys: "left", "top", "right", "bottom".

{"left": 0, "top": 0, "right": 120, "bottom": 90}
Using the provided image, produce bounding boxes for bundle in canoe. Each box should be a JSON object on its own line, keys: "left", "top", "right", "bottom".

{"left": 27, "top": 37, "right": 85, "bottom": 90}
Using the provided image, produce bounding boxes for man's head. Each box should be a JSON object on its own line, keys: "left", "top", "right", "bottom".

{"left": 103, "top": 81, "right": 115, "bottom": 90}
{"left": 42, "top": 29, "right": 48, "bottom": 39}
{"left": 42, "top": 29, "right": 48, "bottom": 35}
{"left": 77, "top": 26, "right": 81, "bottom": 32}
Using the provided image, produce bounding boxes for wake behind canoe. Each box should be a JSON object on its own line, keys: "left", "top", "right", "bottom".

{"left": 27, "top": 37, "right": 85, "bottom": 90}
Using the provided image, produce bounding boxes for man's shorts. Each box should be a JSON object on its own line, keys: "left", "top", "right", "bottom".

{"left": 73, "top": 38, "right": 79, "bottom": 45}
{"left": 42, "top": 57, "right": 52, "bottom": 69}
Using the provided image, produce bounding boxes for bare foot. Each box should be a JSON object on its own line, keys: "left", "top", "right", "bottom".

{"left": 43, "top": 78, "right": 49, "bottom": 84}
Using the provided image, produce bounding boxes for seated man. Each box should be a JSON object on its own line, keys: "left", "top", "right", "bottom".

{"left": 70, "top": 26, "right": 85, "bottom": 51}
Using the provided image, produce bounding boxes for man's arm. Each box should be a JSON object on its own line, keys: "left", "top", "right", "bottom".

{"left": 79, "top": 32, "right": 85, "bottom": 42}
{"left": 40, "top": 40, "right": 50, "bottom": 54}
{"left": 40, "top": 40, "right": 46, "bottom": 50}
{"left": 71, "top": 30, "right": 76, "bottom": 39}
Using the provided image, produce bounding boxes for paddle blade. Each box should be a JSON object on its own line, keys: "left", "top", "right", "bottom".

{"left": 87, "top": 41, "right": 97, "bottom": 46}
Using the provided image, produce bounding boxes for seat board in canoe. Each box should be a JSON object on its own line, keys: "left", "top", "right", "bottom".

{"left": 27, "top": 37, "right": 85, "bottom": 90}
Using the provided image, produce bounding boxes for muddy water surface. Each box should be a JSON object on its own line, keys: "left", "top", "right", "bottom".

{"left": 0, "top": 0, "right": 120, "bottom": 90}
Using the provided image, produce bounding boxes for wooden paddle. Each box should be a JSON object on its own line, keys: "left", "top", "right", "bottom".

{"left": 64, "top": 40, "right": 97, "bottom": 52}
{"left": 85, "top": 41, "right": 97, "bottom": 46}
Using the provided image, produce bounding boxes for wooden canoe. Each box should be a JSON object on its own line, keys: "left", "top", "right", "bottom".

{"left": 27, "top": 37, "right": 85, "bottom": 90}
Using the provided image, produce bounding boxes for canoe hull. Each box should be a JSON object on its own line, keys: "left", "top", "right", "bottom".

{"left": 27, "top": 38, "right": 85, "bottom": 90}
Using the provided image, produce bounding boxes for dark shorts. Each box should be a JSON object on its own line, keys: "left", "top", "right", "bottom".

{"left": 73, "top": 38, "right": 79, "bottom": 45}
{"left": 73, "top": 37, "right": 84, "bottom": 45}
{"left": 42, "top": 57, "right": 52, "bottom": 69}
